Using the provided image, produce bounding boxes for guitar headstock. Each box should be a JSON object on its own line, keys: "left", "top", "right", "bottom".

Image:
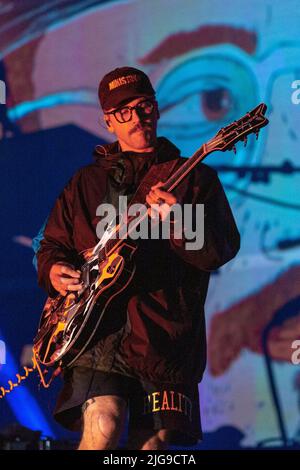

{"left": 208, "top": 103, "right": 269, "bottom": 153}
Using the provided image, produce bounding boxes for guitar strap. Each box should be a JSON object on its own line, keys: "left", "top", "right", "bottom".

{"left": 126, "top": 157, "right": 182, "bottom": 209}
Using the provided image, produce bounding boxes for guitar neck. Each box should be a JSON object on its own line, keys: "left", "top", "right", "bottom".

{"left": 162, "top": 143, "right": 208, "bottom": 193}
{"left": 85, "top": 102, "right": 269, "bottom": 262}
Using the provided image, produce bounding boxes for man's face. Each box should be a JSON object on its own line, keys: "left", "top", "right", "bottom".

{"left": 104, "top": 97, "right": 159, "bottom": 152}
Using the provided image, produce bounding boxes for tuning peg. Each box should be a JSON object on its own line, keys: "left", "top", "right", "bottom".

{"left": 255, "top": 129, "right": 260, "bottom": 140}
{"left": 232, "top": 145, "right": 236, "bottom": 154}
{"left": 243, "top": 136, "right": 248, "bottom": 147}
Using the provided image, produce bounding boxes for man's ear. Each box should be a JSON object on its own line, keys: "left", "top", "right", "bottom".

{"left": 104, "top": 116, "right": 114, "bottom": 133}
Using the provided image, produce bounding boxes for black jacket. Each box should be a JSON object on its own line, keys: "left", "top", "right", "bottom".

{"left": 37, "top": 137, "right": 240, "bottom": 384}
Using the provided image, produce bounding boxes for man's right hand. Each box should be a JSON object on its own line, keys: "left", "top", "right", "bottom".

{"left": 49, "top": 262, "right": 82, "bottom": 296}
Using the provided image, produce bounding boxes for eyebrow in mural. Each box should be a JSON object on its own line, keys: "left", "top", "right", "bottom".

{"left": 139, "top": 25, "right": 257, "bottom": 64}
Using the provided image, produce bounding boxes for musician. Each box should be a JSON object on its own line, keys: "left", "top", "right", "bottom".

{"left": 36, "top": 66, "right": 240, "bottom": 450}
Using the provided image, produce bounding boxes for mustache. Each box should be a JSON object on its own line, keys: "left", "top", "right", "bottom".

{"left": 130, "top": 123, "right": 152, "bottom": 135}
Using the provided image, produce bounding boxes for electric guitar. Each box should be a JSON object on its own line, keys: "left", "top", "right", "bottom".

{"left": 33, "top": 103, "right": 269, "bottom": 370}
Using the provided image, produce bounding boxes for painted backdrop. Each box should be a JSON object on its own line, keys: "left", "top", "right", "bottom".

{"left": 0, "top": 0, "right": 299, "bottom": 448}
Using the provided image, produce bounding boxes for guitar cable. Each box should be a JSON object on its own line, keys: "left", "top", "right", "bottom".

{"left": 0, "top": 349, "right": 58, "bottom": 399}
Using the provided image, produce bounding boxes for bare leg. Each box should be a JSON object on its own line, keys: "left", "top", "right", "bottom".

{"left": 127, "top": 428, "right": 171, "bottom": 450}
{"left": 78, "top": 395, "right": 127, "bottom": 450}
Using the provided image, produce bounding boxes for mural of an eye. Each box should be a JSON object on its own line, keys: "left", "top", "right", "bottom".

{"left": 201, "top": 88, "right": 232, "bottom": 121}
{"left": 156, "top": 51, "right": 263, "bottom": 198}
{"left": 155, "top": 85, "right": 235, "bottom": 139}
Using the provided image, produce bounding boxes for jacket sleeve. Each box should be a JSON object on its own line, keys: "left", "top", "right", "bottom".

{"left": 36, "top": 174, "right": 81, "bottom": 297}
{"left": 169, "top": 169, "right": 240, "bottom": 271}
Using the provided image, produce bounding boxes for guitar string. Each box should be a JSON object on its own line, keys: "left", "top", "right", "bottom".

{"left": 86, "top": 113, "right": 265, "bottom": 260}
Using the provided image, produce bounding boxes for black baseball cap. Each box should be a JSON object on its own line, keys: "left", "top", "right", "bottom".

{"left": 98, "top": 66, "right": 155, "bottom": 111}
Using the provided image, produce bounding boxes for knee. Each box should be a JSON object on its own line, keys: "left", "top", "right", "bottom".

{"left": 79, "top": 396, "right": 127, "bottom": 450}
{"left": 97, "top": 411, "right": 121, "bottom": 439}
{"left": 80, "top": 409, "right": 124, "bottom": 450}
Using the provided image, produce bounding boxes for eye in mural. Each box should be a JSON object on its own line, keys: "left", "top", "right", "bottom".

{"left": 156, "top": 50, "right": 258, "bottom": 163}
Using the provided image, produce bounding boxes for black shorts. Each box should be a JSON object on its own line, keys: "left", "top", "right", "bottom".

{"left": 53, "top": 367, "right": 202, "bottom": 446}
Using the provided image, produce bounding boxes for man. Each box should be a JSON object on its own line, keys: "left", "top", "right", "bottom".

{"left": 37, "top": 66, "right": 240, "bottom": 450}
